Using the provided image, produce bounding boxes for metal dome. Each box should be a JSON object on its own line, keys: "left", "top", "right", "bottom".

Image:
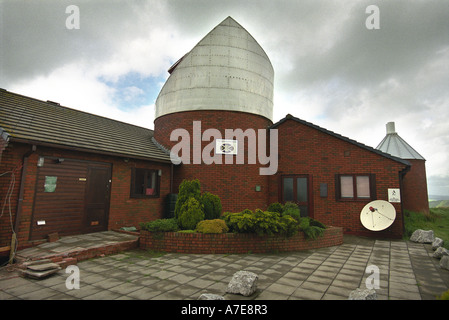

{"left": 155, "top": 16, "right": 274, "bottom": 121}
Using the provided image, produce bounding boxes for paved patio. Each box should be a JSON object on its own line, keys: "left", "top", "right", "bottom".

{"left": 0, "top": 233, "right": 448, "bottom": 300}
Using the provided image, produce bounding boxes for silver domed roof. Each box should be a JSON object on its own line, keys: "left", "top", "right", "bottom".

{"left": 155, "top": 16, "right": 274, "bottom": 121}
{"left": 376, "top": 122, "right": 425, "bottom": 160}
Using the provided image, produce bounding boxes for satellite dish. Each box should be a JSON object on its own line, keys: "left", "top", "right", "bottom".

{"left": 360, "top": 200, "right": 396, "bottom": 231}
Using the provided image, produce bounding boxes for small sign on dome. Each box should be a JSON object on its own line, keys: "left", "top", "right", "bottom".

{"left": 216, "top": 139, "right": 238, "bottom": 155}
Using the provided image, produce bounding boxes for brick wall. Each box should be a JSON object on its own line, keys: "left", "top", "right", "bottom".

{"left": 269, "top": 118, "right": 409, "bottom": 238}
{"left": 0, "top": 142, "right": 171, "bottom": 249}
{"left": 140, "top": 226, "right": 343, "bottom": 254}
{"left": 402, "top": 159, "right": 429, "bottom": 214}
{"left": 154, "top": 110, "right": 273, "bottom": 213}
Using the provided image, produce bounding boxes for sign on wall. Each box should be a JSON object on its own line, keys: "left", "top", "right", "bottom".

{"left": 388, "top": 188, "right": 401, "bottom": 203}
{"left": 216, "top": 139, "right": 238, "bottom": 155}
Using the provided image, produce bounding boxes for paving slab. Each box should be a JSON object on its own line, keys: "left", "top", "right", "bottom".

{"left": 1, "top": 234, "right": 449, "bottom": 301}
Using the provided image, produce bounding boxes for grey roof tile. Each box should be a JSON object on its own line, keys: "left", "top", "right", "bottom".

{"left": 0, "top": 90, "right": 171, "bottom": 162}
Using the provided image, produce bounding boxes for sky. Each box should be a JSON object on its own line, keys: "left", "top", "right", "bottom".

{"left": 1, "top": 0, "right": 448, "bottom": 196}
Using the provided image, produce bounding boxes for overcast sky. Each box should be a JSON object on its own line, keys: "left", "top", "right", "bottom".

{"left": 1, "top": 0, "right": 448, "bottom": 196}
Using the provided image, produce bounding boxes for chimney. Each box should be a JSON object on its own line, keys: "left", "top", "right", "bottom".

{"left": 386, "top": 122, "right": 396, "bottom": 134}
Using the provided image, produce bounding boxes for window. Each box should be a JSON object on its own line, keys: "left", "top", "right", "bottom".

{"left": 130, "top": 168, "right": 160, "bottom": 198}
{"left": 336, "top": 174, "right": 375, "bottom": 201}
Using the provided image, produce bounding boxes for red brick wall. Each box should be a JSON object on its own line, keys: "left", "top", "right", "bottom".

{"left": 154, "top": 110, "right": 273, "bottom": 213}
{"left": 402, "top": 159, "right": 429, "bottom": 214}
{"left": 269, "top": 119, "right": 409, "bottom": 238}
{"left": 0, "top": 142, "right": 171, "bottom": 249}
{"left": 140, "top": 226, "right": 343, "bottom": 254}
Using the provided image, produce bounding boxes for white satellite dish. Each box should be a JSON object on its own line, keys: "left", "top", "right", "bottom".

{"left": 360, "top": 200, "right": 396, "bottom": 231}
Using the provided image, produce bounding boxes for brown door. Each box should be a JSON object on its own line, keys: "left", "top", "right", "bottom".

{"left": 31, "top": 157, "right": 111, "bottom": 240}
{"left": 281, "top": 175, "right": 312, "bottom": 217}
{"left": 83, "top": 166, "right": 111, "bottom": 233}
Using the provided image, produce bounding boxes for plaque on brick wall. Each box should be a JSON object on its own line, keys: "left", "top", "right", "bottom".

{"left": 216, "top": 139, "right": 238, "bottom": 155}
{"left": 388, "top": 189, "right": 401, "bottom": 203}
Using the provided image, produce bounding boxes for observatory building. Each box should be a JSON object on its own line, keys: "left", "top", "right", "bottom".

{"left": 377, "top": 122, "right": 429, "bottom": 214}
{"left": 0, "top": 17, "right": 428, "bottom": 253}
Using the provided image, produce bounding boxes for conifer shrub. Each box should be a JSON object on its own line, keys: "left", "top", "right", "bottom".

{"left": 201, "top": 192, "right": 222, "bottom": 220}
{"left": 196, "top": 219, "right": 229, "bottom": 234}
{"left": 177, "top": 197, "right": 205, "bottom": 230}
{"left": 174, "top": 179, "right": 202, "bottom": 219}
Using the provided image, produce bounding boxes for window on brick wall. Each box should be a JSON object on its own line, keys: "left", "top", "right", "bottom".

{"left": 335, "top": 174, "right": 376, "bottom": 201}
{"left": 130, "top": 168, "right": 160, "bottom": 198}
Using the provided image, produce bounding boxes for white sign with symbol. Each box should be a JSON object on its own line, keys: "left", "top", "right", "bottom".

{"left": 388, "top": 188, "right": 401, "bottom": 203}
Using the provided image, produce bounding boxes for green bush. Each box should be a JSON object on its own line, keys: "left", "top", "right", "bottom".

{"left": 174, "top": 179, "right": 202, "bottom": 219}
{"left": 267, "top": 202, "right": 284, "bottom": 214}
{"left": 196, "top": 219, "right": 229, "bottom": 234}
{"left": 298, "top": 217, "right": 325, "bottom": 240}
{"left": 223, "top": 209, "right": 298, "bottom": 237}
{"left": 201, "top": 192, "right": 222, "bottom": 220}
{"left": 178, "top": 197, "right": 205, "bottom": 230}
{"left": 139, "top": 218, "right": 179, "bottom": 232}
{"left": 282, "top": 202, "right": 301, "bottom": 221}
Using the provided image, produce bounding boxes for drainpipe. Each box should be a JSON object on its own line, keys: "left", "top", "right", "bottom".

{"left": 170, "top": 163, "right": 174, "bottom": 194}
{"left": 10, "top": 144, "right": 36, "bottom": 263}
{"left": 399, "top": 164, "right": 411, "bottom": 237}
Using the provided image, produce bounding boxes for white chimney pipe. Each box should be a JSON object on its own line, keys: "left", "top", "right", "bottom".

{"left": 386, "top": 122, "right": 396, "bottom": 134}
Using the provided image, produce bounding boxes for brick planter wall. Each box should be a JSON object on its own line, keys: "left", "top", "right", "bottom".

{"left": 139, "top": 226, "right": 343, "bottom": 254}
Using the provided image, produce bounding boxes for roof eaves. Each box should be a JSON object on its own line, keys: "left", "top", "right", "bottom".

{"left": 270, "top": 114, "right": 411, "bottom": 167}
{"left": 9, "top": 136, "right": 172, "bottom": 163}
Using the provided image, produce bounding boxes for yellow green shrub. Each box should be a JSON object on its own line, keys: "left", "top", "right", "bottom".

{"left": 196, "top": 219, "right": 229, "bottom": 234}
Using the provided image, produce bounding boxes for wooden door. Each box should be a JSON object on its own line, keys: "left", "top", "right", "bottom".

{"left": 31, "top": 157, "right": 111, "bottom": 240}
{"left": 83, "top": 166, "right": 111, "bottom": 233}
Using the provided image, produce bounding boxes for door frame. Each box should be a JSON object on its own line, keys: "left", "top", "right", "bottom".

{"left": 279, "top": 174, "right": 314, "bottom": 218}
{"left": 82, "top": 165, "right": 112, "bottom": 234}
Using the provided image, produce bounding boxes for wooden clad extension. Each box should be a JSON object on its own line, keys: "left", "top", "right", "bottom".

{"left": 30, "top": 157, "right": 111, "bottom": 240}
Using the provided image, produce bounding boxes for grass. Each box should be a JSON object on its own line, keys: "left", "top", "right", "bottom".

{"left": 404, "top": 207, "right": 449, "bottom": 249}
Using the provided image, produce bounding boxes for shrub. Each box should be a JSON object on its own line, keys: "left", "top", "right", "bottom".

{"left": 174, "top": 179, "right": 202, "bottom": 219}
{"left": 223, "top": 209, "right": 298, "bottom": 237}
{"left": 282, "top": 202, "right": 301, "bottom": 221}
{"left": 267, "top": 202, "right": 284, "bottom": 214}
{"left": 139, "top": 218, "right": 179, "bottom": 232}
{"left": 298, "top": 217, "right": 325, "bottom": 240}
{"left": 178, "top": 197, "right": 205, "bottom": 230}
{"left": 201, "top": 192, "right": 222, "bottom": 220}
{"left": 196, "top": 219, "right": 229, "bottom": 234}
{"left": 309, "top": 218, "right": 326, "bottom": 229}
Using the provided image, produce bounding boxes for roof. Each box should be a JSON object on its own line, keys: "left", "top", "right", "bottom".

{"left": 271, "top": 114, "right": 411, "bottom": 166}
{"left": 376, "top": 122, "right": 425, "bottom": 160}
{"left": 0, "top": 89, "right": 172, "bottom": 163}
{"left": 155, "top": 16, "right": 274, "bottom": 121}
